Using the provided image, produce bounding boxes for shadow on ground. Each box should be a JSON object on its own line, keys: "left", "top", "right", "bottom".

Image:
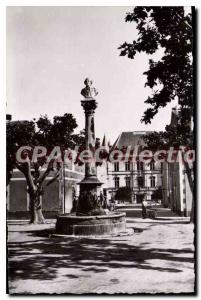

{"left": 8, "top": 224, "right": 194, "bottom": 283}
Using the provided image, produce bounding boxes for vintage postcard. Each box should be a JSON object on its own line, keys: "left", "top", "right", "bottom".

{"left": 6, "top": 5, "right": 195, "bottom": 294}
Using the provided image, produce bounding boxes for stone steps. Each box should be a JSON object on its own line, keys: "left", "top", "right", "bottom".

{"left": 116, "top": 207, "right": 180, "bottom": 218}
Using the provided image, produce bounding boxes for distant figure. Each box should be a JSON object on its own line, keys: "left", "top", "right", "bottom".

{"left": 71, "top": 194, "right": 78, "bottom": 213}
{"left": 100, "top": 191, "right": 104, "bottom": 207}
{"left": 142, "top": 198, "right": 148, "bottom": 219}
{"left": 99, "top": 192, "right": 103, "bottom": 206}
{"left": 109, "top": 195, "right": 115, "bottom": 211}
{"left": 106, "top": 197, "right": 110, "bottom": 209}
{"left": 100, "top": 191, "right": 107, "bottom": 209}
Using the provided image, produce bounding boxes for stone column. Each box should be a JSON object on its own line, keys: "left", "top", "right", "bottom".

{"left": 81, "top": 99, "right": 97, "bottom": 178}
{"left": 76, "top": 78, "right": 105, "bottom": 216}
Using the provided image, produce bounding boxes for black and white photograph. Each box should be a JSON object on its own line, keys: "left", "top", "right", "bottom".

{"left": 5, "top": 3, "right": 195, "bottom": 295}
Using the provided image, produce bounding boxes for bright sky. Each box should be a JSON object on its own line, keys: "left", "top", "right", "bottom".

{"left": 7, "top": 6, "right": 176, "bottom": 143}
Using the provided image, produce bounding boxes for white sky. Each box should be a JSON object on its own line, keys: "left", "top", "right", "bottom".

{"left": 6, "top": 6, "right": 177, "bottom": 143}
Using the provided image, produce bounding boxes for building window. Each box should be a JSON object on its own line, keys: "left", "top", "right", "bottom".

{"left": 125, "top": 176, "right": 131, "bottom": 188}
{"left": 137, "top": 176, "right": 144, "bottom": 188}
{"left": 114, "top": 177, "right": 120, "bottom": 189}
{"left": 125, "top": 162, "right": 131, "bottom": 171}
{"left": 150, "top": 161, "right": 155, "bottom": 171}
{"left": 114, "top": 162, "right": 119, "bottom": 172}
{"left": 137, "top": 161, "right": 144, "bottom": 171}
{"left": 150, "top": 176, "right": 156, "bottom": 187}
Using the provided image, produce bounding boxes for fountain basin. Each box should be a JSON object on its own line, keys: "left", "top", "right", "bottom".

{"left": 55, "top": 212, "right": 126, "bottom": 236}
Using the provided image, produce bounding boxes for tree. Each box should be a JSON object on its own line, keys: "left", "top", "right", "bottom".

{"left": 115, "top": 187, "right": 132, "bottom": 203}
{"left": 119, "top": 7, "right": 193, "bottom": 124}
{"left": 119, "top": 7, "right": 194, "bottom": 221}
{"left": 7, "top": 114, "right": 84, "bottom": 224}
{"left": 151, "top": 187, "right": 163, "bottom": 201}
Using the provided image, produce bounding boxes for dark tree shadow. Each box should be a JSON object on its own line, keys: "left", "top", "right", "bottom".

{"left": 8, "top": 225, "right": 194, "bottom": 285}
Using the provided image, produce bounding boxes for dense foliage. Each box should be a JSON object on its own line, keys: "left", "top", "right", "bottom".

{"left": 7, "top": 114, "right": 84, "bottom": 223}
{"left": 119, "top": 7, "right": 194, "bottom": 221}
{"left": 115, "top": 186, "right": 132, "bottom": 202}
{"left": 119, "top": 7, "right": 193, "bottom": 131}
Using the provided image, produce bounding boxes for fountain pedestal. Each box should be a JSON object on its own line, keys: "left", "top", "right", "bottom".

{"left": 76, "top": 98, "right": 106, "bottom": 216}
{"left": 56, "top": 212, "right": 126, "bottom": 236}
{"left": 55, "top": 78, "right": 127, "bottom": 236}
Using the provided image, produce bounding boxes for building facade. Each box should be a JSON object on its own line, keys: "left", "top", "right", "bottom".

{"left": 6, "top": 115, "right": 85, "bottom": 218}
{"left": 161, "top": 107, "right": 193, "bottom": 216}
{"left": 7, "top": 115, "right": 193, "bottom": 216}
{"left": 98, "top": 131, "right": 163, "bottom": 203}
{"left": 161, "top": 158, "right": 193, "bottom": 216}
{"left": 7, "top": 162, "right": 84, "bottom": 218}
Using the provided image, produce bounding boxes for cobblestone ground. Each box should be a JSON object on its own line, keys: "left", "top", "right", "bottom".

{"left": 7, "top": 218, "right": 195, "bottom": 294}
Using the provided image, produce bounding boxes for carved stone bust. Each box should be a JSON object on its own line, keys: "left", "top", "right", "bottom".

{"left": 81, "top": 78, "right": 98, "bottom": 99}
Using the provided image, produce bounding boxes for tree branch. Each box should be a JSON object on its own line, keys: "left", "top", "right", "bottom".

{"left": 16, "top": 160, "right": 36, "bottom": 194}
{"left": 46, "top": 170, "right": 60, "bottom": 186}
{"left": 38, "top": 161, "right": 53, "bottom": 186}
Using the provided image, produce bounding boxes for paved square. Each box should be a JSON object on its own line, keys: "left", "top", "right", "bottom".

{"left": 7, "top": 218, "right": 195, "bottom": 294}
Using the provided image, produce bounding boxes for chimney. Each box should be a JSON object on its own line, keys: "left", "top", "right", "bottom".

{"left": 6, "top": 114, "right": 12, "bottom": 121}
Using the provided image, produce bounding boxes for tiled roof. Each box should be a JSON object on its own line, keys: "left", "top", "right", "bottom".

{"left": 111, "top": 131, "right": 153, "bottom": 150}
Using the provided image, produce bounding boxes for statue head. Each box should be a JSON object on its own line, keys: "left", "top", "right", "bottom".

{"left": 84, "top": 78, "right": 93, "bottom": 87}
{"left": 81, "top": 78, "right": 98, "bottom": 99}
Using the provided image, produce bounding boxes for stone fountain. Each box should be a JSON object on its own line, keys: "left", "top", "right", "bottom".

{"left": 55, "top": 78, "right": 126, "bottom": 236}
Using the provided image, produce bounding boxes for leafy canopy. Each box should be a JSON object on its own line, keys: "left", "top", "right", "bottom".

{"left": 119, "top": 7, "right": 193, "bottom": 127}
{"left": 6, "top": 114, "right": 85, "bottom": 183}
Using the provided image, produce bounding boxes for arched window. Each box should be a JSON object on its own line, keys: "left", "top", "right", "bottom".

{"left": 150, "top": 161, "right": 155, "bottom": 171}
{"left": 137, "top": 161, "right": 144, "bottom": 171}
{"left": 125, "top": 176, "right": 131, "bottom": 188}
{"left": 114, "top": 177, "right": 120, "bottom": 189}
{"left": 137, "top": 176, "right": 144, "bottom": 188}
{"left": 114, "top": 162, "right": 119, "bottom": 172}
{"left": 125, "top": 162, "right": 131, "bottom": 171}
{"left": 150, "top": 176, "right": 156, "bottom": 187}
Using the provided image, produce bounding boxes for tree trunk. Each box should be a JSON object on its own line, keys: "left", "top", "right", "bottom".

{"left": 183, "top": 160, "right": 194, "bottom": 223}
{"left": 29, "top": 193, "right": 46, "bottom": 224}
{"left": 190, "top": 195, "right": 194, "bottom": 223}
{"left": 16, "top": 160, "right": 48, "bottom": 224}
